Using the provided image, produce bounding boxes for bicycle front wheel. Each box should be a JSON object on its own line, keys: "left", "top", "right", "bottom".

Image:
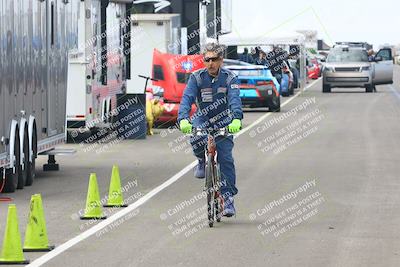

{"left": 205, "top": 155, "right": 215, "bottom": 227}
{"left": 215, "top": 164, "right": 223, "bottom": 222}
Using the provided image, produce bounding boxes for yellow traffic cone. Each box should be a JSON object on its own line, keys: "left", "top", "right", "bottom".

{"left": 80, "top": 173, "right": 107, "bottom": 220}
{"left": 0, "top": 204, "right": 29, "bottom": 265}
{"left": 23, "top": 194, "right": 55, "bottom": 252}
{"left": 103, "top": 165, "right": 127, "bottom": 208}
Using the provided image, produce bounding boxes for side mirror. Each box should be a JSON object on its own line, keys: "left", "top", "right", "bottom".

{"left": 374, "top": 56, "right": 383, "bottom": 62}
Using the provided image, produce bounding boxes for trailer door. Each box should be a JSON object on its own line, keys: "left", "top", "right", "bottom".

{"left": 129, "top": 18, "right": 169, "bottom": 93}
{"left": 46, "top": 0, "right": 58, "bottom": 136}
{"left": 3, "top": 1, "right": 16, "bottom": 139}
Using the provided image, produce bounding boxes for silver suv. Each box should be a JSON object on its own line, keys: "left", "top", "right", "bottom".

{"left": 323, "top": 46, "right": 393, "bottom": 93}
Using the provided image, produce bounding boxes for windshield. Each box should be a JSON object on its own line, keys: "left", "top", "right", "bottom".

{"left": 176, "top": 72, "right": 191, "bottom": 84}
{"left": 230, "top": 69, "right": 264, "bottom": 76}
{"left": 327, "top": 49, "right": 368, "bottom": 62}
{"left": 223, "top": 60, "right": 252, "bottom": 66}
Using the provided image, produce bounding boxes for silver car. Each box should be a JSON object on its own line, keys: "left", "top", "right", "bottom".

{"left": 323, "top": 46, "right": 393, "bottom": 93}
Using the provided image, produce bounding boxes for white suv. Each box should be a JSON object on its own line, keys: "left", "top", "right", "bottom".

{"left": 323, "top": 46, "right": 393, "bottom": 93}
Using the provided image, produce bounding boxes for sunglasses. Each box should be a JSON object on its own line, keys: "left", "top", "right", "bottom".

{"left": 204, "top": 56, "right": 221, "bottom": 62}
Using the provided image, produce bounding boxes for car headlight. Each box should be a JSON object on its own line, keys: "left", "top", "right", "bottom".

{"left": 324, "top": 66, "right": 334, "bottom": 72}
{"left": 360, "top": 66, "right": 370, "bottom": 71}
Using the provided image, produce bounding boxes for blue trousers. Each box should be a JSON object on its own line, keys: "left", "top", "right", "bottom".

{"left": 190, "top": 134, "right": 238, "bottom": 197}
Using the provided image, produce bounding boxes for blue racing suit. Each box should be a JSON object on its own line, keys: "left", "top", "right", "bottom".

{"left": 178, "top": 67, "right": 243, "bottom": 197}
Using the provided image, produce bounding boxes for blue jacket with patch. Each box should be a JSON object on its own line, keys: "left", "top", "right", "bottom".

{"left": 178, "top": 67, "right": 243, "bottom": 128}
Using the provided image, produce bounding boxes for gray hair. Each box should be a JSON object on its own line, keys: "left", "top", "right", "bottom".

{"left": 202, "top": 42, "right": 225, "bottom": 57}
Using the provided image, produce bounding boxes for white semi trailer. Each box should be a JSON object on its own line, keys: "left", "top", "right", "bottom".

{"left": 66, "top": 0, "right": 130, "bottom": 137}
{"left": 0, "top": 0, "right": 82, "bottom": 193}
{"left": 0, "top": 0, "right": 130, "bottom": 193}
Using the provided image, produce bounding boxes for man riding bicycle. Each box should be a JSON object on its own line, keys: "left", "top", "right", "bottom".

{"left": 178, "top": 43, "right": 243, "bottom": 217}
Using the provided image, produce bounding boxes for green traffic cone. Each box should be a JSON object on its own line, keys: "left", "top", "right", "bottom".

{"left": 0, "top": 204, "right": 29, "bottom": 265}
{"left": 103, "top": 165, "right": 127, "bottom": 207}
{"left": 23, "top": 194, "right": 55, "bottom": 252}
{"left": 80, "top": 173, "right": 107, "bottom": 220}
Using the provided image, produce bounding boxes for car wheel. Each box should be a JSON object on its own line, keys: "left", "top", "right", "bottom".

{"left": 294, "top": 77, "right": 298, "bottom": 88}
{"left": 322, "top": 83, "right": 331, "bottom": 93}
{"left": 268, "top": 97, "right": 280, "bottom": 112}
{"left": 290, "top": 84, "right": 294, "bottom": 95}
{"left": 365, "top": 84, "right": 373, "bottom": 93}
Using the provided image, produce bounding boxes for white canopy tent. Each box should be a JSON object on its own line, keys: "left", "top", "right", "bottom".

{"left": 219, "top": 31, "right": 306, "bottom": 46}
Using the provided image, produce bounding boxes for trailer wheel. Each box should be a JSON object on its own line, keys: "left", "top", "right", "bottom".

{"left": 25, "top": 127, "right": 37, "bottom": 186}
{"left": 3, "top": 134, "right": 21, "bottom": 193}
{"left": 17, "top": 127, "right": 29, "bottom": 189}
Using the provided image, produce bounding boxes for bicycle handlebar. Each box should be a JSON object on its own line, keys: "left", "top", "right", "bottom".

{"left": 190, "top": 127, "right": 231, "bottom": 137}
{"left": 138, "top": 75, "right": 158, "bottom": 82}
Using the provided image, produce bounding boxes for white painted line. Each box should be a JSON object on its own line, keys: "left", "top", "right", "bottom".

{"left": 28, "top": 79, "right": 321, "bottom": 266}
{"left": 27, "top": 163, "right": 198, "bottom": 267}
{"left": 388, "top": 84, "right": 400, "bottom": 100}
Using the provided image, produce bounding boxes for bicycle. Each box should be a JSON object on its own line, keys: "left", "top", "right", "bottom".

{"left": 191, "top": 127, "right": 230, "bottom": 227}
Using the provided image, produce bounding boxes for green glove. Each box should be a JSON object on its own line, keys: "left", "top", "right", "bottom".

{"left": 228, "top": 119, "right": 241, "bottom": 133}
{"left": 179, "top": 119, "right": 192, "bottom": 134}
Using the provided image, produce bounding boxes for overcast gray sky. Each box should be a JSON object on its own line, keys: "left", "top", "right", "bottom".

{"left": 229, "top": 0, "right": 400, "bottom": 49}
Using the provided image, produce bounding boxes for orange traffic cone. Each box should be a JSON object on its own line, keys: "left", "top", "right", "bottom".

{"left": 0, "top": 204, "right": 29, "bottom": 265}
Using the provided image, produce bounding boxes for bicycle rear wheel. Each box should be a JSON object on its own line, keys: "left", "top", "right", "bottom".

{"left": 215, "top": 164, "right": 222, "bottom": 222}
{"left": 215, "top": 192, "right": 222, "bottom": 222}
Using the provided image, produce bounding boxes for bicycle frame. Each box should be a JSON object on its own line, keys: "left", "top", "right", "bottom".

{"left": 192, "top": 127, "right": 229, "bottom": 227}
